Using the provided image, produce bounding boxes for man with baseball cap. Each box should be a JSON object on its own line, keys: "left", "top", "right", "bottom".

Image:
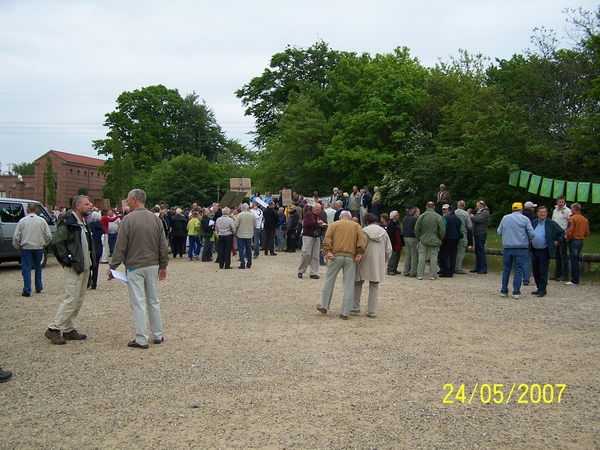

{"left": 497, "top": 202, "right": 535, "bottom": 299}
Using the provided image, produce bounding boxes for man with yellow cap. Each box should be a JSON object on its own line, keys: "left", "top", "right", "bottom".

{"left": 497, "top": 202, "right": 535, "bottom": 299}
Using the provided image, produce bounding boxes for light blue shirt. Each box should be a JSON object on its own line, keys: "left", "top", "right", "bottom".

{"left": 532, "top": 220, "right": 547, "bottom": 249}
{"left": 497, "top": 211, "right": 535, "bottom": 248}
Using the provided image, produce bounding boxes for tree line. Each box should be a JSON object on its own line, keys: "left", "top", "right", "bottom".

{"left": 87, "top": 7, "right": 599, "bottom": 227}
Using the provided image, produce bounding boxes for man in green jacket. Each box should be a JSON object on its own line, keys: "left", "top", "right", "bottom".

{"left": 46, "top": 195, "right": 95, "bottom": 345}
{"left": 415, "top": 201, "right": 446, "bottom": 280}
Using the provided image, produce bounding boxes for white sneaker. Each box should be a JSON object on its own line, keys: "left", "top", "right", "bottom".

{"left": 565, "top": 281, "right": 578, "bottom": 285}
{"left": 513, "top": 294, "right": 521, "bottom": 299}
{"left": 417, "top": 277, "right": 423, "bottom": 280}
{"left": 500, "top": 293, "right": 508, "bottom": 298}
{"left": 430, "top": 277, "right": 436, "bottom": 280}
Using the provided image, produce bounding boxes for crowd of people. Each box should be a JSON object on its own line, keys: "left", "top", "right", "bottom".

{"left": 5, "top": 183, "right": 593, "bottom": 370}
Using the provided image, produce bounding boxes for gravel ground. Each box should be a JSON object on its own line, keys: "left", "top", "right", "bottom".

{"left": 0, "top": 250, "right": 599, "bottom": 449}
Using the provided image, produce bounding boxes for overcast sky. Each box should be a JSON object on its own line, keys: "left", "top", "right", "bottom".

{"left": 0, "top": 0, "right": 596, "bottom": 171}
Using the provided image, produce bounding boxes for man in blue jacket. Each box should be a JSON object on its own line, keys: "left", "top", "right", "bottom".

{"left": 497, "top": 203, "right": 535, "bottom": 299}
{"left": 530, "top": 206, "right": 565, "bottom": 297}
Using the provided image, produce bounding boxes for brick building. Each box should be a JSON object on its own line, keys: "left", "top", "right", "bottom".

{"left": 0, "top": 150, "right": 106, "bottom": 209}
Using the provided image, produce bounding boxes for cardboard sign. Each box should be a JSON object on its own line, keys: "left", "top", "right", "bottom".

{"left": 281, "top": 189, "right": 292, "bottom": 206}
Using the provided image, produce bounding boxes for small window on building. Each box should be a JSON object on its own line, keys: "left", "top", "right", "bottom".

{"left": 84, "top": 171, "right": 86, "bottom": 175}
{"left": 70, "top": 169, "right": 73, "bottom": 173}
{"left": 77, "top": 170, "right": 80, "bottom": 175}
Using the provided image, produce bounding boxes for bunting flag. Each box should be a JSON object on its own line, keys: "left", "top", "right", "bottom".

{"left": 519, "top": 171, "right": 531, "bottom": 188}
{"left": 566, "top": 181, "right": 577, "bottom": 202}
{"left": 539, "top": 178, "right": 553, "bottom": 197}
{"left": 528, "top": 174, "right": 541, "bottom": 194}
{"left": 509, "top": 169, "right": 597, "bottom": 202}
{"left": 592, "top": 184, "right": 600, "bottom": 204}
{"left": 577, "top": 182, "right": 590, "bottom": 203}
{"left": 553, "top": 180, "right": 565, "bottom": 198}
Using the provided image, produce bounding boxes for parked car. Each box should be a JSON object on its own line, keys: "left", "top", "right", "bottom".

{"left": 0, "top": 198, "right": 56, "bottom": 267}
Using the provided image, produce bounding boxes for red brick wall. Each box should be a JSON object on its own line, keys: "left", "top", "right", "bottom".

{"left": 33, "top": 153, "right": 106, "bottom": 209}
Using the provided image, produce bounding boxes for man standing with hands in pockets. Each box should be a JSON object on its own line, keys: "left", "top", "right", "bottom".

{"left": 109, "top": 189, "right": 169, "bottom": 349}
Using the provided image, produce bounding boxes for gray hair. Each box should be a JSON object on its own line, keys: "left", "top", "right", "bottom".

{"left": 222, "top": 207, "right": 231, "bottom": 216}
{"left": 128, "top": 189, "right": 146, "bottom": 204}
{"left": 90, "top": 211, "right": 101, "bottom": 222}
{"left": 340, "top": 210, "right": 352, "bottom": 219}
{"left": 176, "top": 208, "right": 183, "bottom": 214}
{"left": 389, "top": 210, "right": 399, "bottom": 220}
{"left": 71, "top": 195, "right": 90, "bottom": 210}
{"left": 240, "top": 203, "right": 249, "bottom": 212}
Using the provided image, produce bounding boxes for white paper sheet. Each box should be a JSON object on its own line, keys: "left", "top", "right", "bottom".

{"left": 110, "top": 269, "right": 128, "bottom": 283}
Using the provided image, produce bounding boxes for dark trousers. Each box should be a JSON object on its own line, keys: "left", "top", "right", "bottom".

{"left": 286, "top": 230, "right": 297, "bottom": 251}
{"left": 108, "top": 233, "right": 118, "bottom": 256}
{"left": 568, "top": 240, "right": 583, "bottom": 284}
{"left": 173, "top": 236, "right": 186, "bottom": 257}
{"left": 263, "top": 227, "right": 276, "bottom": 255}
{"left": 474, "top": 233, "right": 488, "bottom": 272}
{"left": 439, "top": 239, "right": 459, "bottom": 276}
{"left": 89, "top": 255, "right": 101, "bottom": 289}
{"left": 218, "top": 235, "right": 233, "bottom": 269}
{"left": 532, "top": 247, "right": 550, "bottom": 294}
{"left": 554, "top": 240, "right": 569, "bottom": 278}
{"left": 201, "top": 235, "right": 213, "bottom": 261}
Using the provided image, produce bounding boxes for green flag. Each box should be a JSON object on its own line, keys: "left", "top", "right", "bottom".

{"left": 592, "top": 184, "right": 600, "bottom": 204}
{"left": 566, "top": 182, "right": 577, "bottom": 202}
{"left": 553, "top": 180, "right": 565, "bottom": 198}
{"left": 577, "top": 182, "right": 590, "bottom": 202}
{"left": 528, "top": 174, "right": 541, "bottom": 194}
{"left": 519, "top": 171, "right": 531, "bottom": 188}
{"left": 508, "top": 171, "right": 520, "bottom": 187}
{"left": 540, "top": 178, "right": 553, "bottom": 197}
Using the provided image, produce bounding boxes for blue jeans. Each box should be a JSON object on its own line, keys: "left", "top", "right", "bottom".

{"left": 21, "top": 248, "right": 43, "bottom": 294}
{"left": 237, "top": 237, "right": 253, "bottom": 268}
{"left": 501, "top": 248, "right": 528, "bottom": 295}
{"left": 474, "top": 233, "right": 487, "bottom": 272}
{"left": 108, "top": 233, "right": 118, "bottom": 256}
{"left": 276, "top": 228, "right": 285, "bottom": 251}
{"left": 319, "top": 235, "right": 325, "bottom": 265}
{"left": 568, "top": 240, "right": 583, "bottom": 284}
{"left": 253, "top": 228, "right": 262, "bottom": 258}
{"left": 523, "top": 250, "right": 531, "bottom": 284}
{"left": 187, "top": 236, "right": 200, "bottom": 258}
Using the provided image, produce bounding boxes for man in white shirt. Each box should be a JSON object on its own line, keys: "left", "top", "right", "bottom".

{"left": 550, "top": 195, "right": 571, "bottom": 281}
{"left": 12, "top": 204, "right": 52, "bottom": 297}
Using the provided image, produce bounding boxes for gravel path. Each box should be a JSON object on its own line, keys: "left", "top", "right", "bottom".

{"left": 1, "top": 251, "right": 599, "bottom": 449}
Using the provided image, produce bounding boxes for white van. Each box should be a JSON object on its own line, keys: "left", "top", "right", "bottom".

{"left": 0, "top": 198, "right": 56, "bottom": 267}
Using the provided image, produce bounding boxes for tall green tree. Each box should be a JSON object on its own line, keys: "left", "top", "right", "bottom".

{"left": 44, "top": 155, "right": 56, "bottom": 207}
{"left": 94, "top": 85, "right": 244, "bottom": 203}
{"left": 236, "top": 41, "right": 347, "bottom": 147}
{"left": 138, "top": 154, "right": 226, "bottom": 207}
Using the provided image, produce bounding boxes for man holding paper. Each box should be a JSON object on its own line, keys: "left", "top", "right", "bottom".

{"left": 109, "top": 189, "right": 169, "bottom": 349}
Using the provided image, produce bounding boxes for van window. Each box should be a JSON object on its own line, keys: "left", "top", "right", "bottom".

{"left": 35, "top": 205, "right": 54, "bottom": 225}
{"left": 0, "top": 202, "right": 25, "bottom": 223}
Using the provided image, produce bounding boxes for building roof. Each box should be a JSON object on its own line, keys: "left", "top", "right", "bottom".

{"left": 37, "top": 150, "right": 106, "bottom": 167}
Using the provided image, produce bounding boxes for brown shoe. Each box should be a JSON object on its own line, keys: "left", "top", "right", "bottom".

{"left": 63, "top": 329, "right": 87, "bottom": 340}
{"left": 339, "top": 314, "right": 349, "bottom": 320}
{"left": 45, "top": 328, "right": 66, "bottom": 345}
{"left": 127, "top": 340, "right": 149, "bottom": 349}
{"left": 316, "top": 304, "right": 327, "bottom": 314}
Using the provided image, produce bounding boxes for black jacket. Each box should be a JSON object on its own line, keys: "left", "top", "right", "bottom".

{"left": 52, "top": 213, "right": 97, "bottom": 274}
{"left": 264, "top": 207, "right": 279, "bottom": 229}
